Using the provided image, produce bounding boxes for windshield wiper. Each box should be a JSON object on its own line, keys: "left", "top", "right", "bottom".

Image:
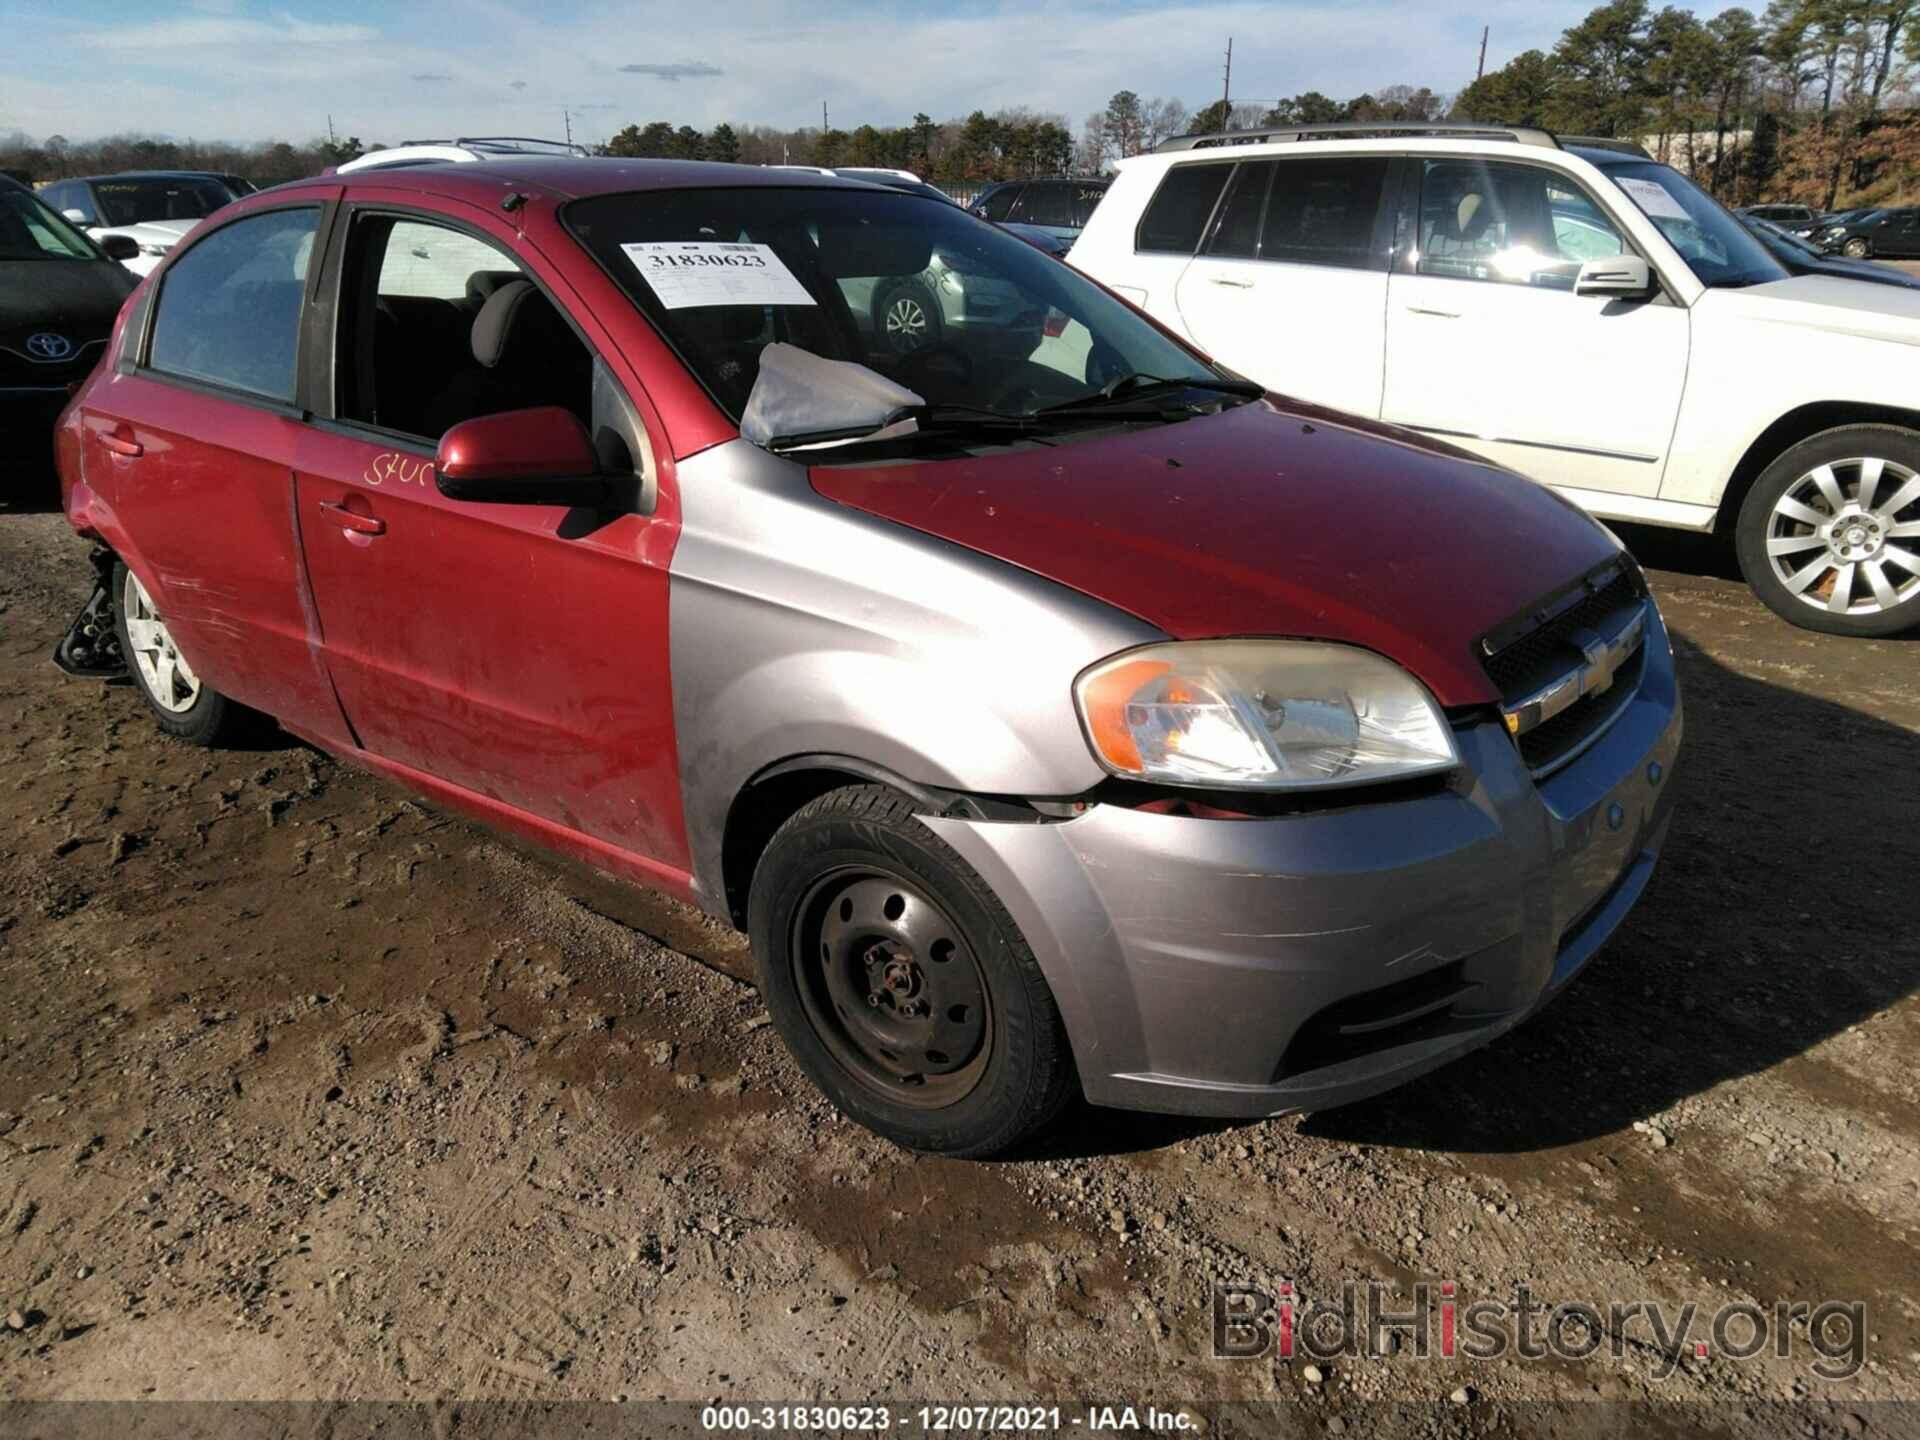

{"left": 1035, "top": 372, "right": 1266, "bottom": 415}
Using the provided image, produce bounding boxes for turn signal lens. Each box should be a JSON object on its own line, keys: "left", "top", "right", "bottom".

{"left": 1074, "top": 640, "right": 1459, "bottom": 791}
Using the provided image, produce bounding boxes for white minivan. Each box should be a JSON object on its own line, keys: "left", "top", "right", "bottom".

{"left": 1070, "top": 122, "right": 1920, "bottom": 635}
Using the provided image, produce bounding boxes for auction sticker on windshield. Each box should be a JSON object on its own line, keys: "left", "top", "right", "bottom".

{"left": 1615, "top": 176, "right": 1690, "bottom": 222}
{"left": 620, "top": 241, "right": 816, "bottom": 310}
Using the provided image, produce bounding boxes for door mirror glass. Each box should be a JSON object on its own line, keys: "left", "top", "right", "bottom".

{"left": 99, "top": 234, "right": 140, "bottom": 262}
{"left": 434, "top": 405, "right": 607, "bottom": 506}
{"left": 1573, "top": 254, "right": 1655, "bottom": 298}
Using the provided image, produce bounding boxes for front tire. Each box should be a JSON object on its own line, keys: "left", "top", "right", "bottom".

{"left": 747, "top": 785, "right": 1076, "bottom": 1157}
{"left": 1843, "top": 237, "right": 1872, "bottom": 258}
{"left": 1735, "top": 425, "right": 1920, "bottom": 636}
{"left": 113, "top": 561, "right": 244, "bottom": 743}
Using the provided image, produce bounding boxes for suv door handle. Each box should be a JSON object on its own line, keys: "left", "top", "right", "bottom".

{"left": 317, "top": 498, "right": 386, "bottom": 537}
{"left": 1405, "top": 305, "right": 1462, "bottom": 319}
{"left": 1209, "top": 276, "right": 1255, "bottom": 289}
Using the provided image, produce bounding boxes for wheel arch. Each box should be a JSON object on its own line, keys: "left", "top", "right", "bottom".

{"left": 719, "top": 755, "right": 947, "bottom": 929}
{"left": 1718, "top": 402, "right": 1920, "bottom": 534}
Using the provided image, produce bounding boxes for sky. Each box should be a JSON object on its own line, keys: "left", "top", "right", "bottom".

{"left": 2, "top": 0, "right": 1617, "bottom": 149}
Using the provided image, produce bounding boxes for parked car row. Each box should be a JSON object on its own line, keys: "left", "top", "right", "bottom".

{"left": 38, "top": 170, "right": 253, "bottom": 276}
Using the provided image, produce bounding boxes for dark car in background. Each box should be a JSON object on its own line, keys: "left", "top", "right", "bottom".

{"left": 0, "top": 177, "right": 135, "bottom": 486}
{"left": 1739, "top": 202, "right": 1822, "bottom": 234}
{"left": 37, "top": 170, "right": 247, "bottom": 275}
{"left": 1812, "top": 206, "right": 1920, "bottom": 258}
{"left": 970, "top": 177, "right": 1109, "bottom": 245}
{"left": 1738, "top": 212, "right": 1920, "bottom": 290}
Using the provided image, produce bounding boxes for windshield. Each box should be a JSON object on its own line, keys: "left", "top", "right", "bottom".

{"left": 93, "top": 177, "right": 232, "bottom": 228}
{"left": 1745, "top": 215, "right": 1822, "bottom": 258}
{"left": 0, "top": 187, "right": 100, "bottom": 260}
{"left": 1607, "top": 161, "right": 1786, "bottom": 288}
{"left": 564, "top": 186, "right": 1223, "bottom": 434}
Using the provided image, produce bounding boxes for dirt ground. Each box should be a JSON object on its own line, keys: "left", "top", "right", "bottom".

{"left": 1, "top": 480, "right": 1918, "bottom": 1424}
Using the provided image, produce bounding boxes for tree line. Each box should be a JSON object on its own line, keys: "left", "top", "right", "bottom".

{"left": 4, "top": 1, "right": 1918, "bottom": 207}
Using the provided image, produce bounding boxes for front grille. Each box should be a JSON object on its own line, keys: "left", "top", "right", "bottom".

{"left": 1482, "top": 564, "right": 1649, "bottom": 778}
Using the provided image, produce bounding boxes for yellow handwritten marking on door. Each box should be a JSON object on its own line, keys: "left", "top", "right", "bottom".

{"left": 363, "top": 453, "right": 435, "bottom": 488}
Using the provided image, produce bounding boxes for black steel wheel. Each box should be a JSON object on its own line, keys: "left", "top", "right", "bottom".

{"left": 748, "top": 784, "right": 1076, "bottom": 1156}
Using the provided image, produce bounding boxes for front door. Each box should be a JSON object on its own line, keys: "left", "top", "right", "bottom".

{"left": 1382, "top": 157, "right": 1689, "bottom": 500}
{"left": 292, "top": 202, "right": 687, "bottom": 870}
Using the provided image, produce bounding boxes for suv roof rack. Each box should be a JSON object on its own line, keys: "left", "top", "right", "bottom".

{"left": 1558, "top": 135, "right": 1652, "bottom": 158}
{"left": 397, "top": 136, "right": 592, "bottom": 157}
{"left": 1156, "top": 120, "right": 1561, "bottom": 153}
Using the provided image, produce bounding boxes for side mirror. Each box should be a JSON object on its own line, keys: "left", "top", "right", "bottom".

{"left": 98, "top": 234, "right": 140, "bottom": 262}
{"left": 434, "top": 406, "right": 609, "bottom": 507}
{"left": 1574, "top": 255, "right": 1655, "bottom": 299}
{"left": 62, "top": 208, "right": 90, "bottom": 224}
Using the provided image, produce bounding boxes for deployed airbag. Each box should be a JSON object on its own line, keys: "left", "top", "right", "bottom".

{"left": 739, "top": 342, "right": 925, "bottom": 452}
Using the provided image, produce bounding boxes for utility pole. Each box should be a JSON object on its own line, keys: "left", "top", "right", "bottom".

{"left": 327, "top": 114, "right": 336, "bottom": 149}
{"left": 822, "top": 101, "right": 829, "bottom": 133}
{"left": 563, "top": 108, "right": 573, "bottom": 146}
{"left": 1222, "top": 37, "right": 1233, "bottom": 118}
{"left": 1476, "top": 25, "right": 1489, "bottom": 81}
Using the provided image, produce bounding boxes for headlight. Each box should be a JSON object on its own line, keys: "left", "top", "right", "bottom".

{"left": 1074, "top": 640, "right": 1459, "bottom": 791}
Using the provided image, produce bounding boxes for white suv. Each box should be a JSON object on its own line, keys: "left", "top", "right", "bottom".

{"left": 1071, "top": 121, "right": 1920, "bottom": 635}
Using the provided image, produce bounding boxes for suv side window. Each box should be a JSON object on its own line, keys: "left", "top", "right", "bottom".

{"left": 1415, "top": 159, "right": 1626, "bottom": 290}
{"left": 147, "top": 207, "right": 319, "bottom": 401}
{"left": 1013, "top": 182, "right": 1074, "bottom": 228}
{"left": 1204, "top": 162, "right": 1273, "bottom": 258}
{"left": 45, "top": 182, "right": 94, "bottom": 224}
{"left": 1262, "top": 157, "right": 1392, "bottom": 269}
{"left": 337, "top": 212, "right": 594, "bottom": 443}
{"left": 1136, "top": 162, "right": 1233, "bottom": 254}
{"left": 976, "top": 184, "right": 1021, "bottom": 222}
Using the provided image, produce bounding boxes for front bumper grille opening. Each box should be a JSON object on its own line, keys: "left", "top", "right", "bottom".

{"left": 1484, "top": 568, "right": 1643, "bottom": 698}
{"left": 1276, "top": 959, "right": 1478, "bottom": 1080}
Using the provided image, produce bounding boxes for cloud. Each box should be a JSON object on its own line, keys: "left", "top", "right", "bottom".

{"left": 412, "top": 73, "right": 453, "bottom": 82}
{"left": 89, "top": 12, "right": 375, "bottom": 51}
{"left": 617, "top": 61, "right": 723, "bottom": 82}
{"left": 509, "top": 80, "right": 528, "bottom": 90}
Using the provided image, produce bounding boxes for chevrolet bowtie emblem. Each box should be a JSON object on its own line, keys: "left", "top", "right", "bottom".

{"left": 1501, "top": 604, "right": 1647, "bottom": 741}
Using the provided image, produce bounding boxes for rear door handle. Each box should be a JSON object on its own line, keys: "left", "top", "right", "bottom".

{"left": 317, "top": 498, "right": 386, "bottom": 537}
{"left": 1405, "top": 305, "right": 1462, "bottom": 319}
{"left": 1209, "top": 277, "right": 1256, "bottom": 289}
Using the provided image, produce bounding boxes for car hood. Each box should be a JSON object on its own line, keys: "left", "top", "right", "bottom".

{"left": 0, "top": 258, "right": 134, "bottom": 339}
{"left": 1715, "top": 272, "right": 1920, "bottom": 341}
{"left": 809, "top": 399, "right": 1622, "bottom": 706}
{"left": 93, "top": 218, "right": 199, "bottom": 249}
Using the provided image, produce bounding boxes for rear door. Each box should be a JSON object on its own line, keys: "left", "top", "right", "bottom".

{"left": 1173, "top": 154, "right": 1395, "bottom": 417}
{"left": 292, "top": 199, "right": 687, "bottom": 870}
{"left": 77, "top": 199, "right": 351, "bottom": 740}
{"left": 1381, "top": 157, "right": 1688, "bottom": 500}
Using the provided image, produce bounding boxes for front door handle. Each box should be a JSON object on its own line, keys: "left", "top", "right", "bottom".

{"left": 1209, "top": 276, "right": 1256, "bottom": 289}
{"left": 317, "top": 498, "right": 386, "bottom": 537}
{"left": 1405, "top": 305, "right": 1462, "bottom": 319}
{"left": 95, "top": 423, "right": 142, "bottom": 458}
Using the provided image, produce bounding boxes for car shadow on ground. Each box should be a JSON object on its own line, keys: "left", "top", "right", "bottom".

{"left": 1042, "top": 631, "right": 1919, "bottom": 1159}
{"left": 1611, "top": 520, "right": 1745, "bottom": 583}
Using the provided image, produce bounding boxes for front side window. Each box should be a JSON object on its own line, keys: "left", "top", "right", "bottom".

{"left": 1262, "top": 157, "right": 1391, "bottom": 269}
{"left": 336, "top": 213, "right": 594, "bottom": 442}
{"left": 1136, "top": 162, "right": 1233, "bottom": 253}
{"left": 566, "top": 186, "right": 1224, "bottom": 429}
{"left": 44, "top": 183, "right": 94, "bottom": 224}
{"left": 1417, "top": 160, "right": 1629, "bottom": 290}
{"left": 93, "top": 176, "right": 232, "bottom": 228}
{"left": 975, "top": 185, "right": 1021, "bottom": 222}
{"left": 1013, "top": 183, "right": 1073, "bottom": 228}
{"left": 147, "top": 207, "right": 318, "bottom": 401}
{"left": 0, "top": 188, "right": 99, "bottom": 260}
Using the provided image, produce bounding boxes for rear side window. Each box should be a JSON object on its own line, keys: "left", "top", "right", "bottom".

{"left": 1260, "top": 158, "right": 1391, "bottom": 269}
{"left": 1205, "top": 162, "right": 1273, "bottom": 258}
{"left": 1071, "top": 184, "right": 1107, "bottom": 227}
{"left": 1136, "top": 162, "right": 1233, "bottom": 254}
{"left": 147, "top": 207, "right": 318, "bottom": 401}
{"left": 1014, "top": 183, "right": 1073, "bottom": 228}
{"left": 976, "top": 185, "right": 1021, "bottom": 222}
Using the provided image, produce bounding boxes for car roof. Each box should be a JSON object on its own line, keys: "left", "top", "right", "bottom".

{"left": 303, "top": 156, "right": 912, "bottom": 204}
{"left": 63, "top": 170, "right": 233, "bottom": 183}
